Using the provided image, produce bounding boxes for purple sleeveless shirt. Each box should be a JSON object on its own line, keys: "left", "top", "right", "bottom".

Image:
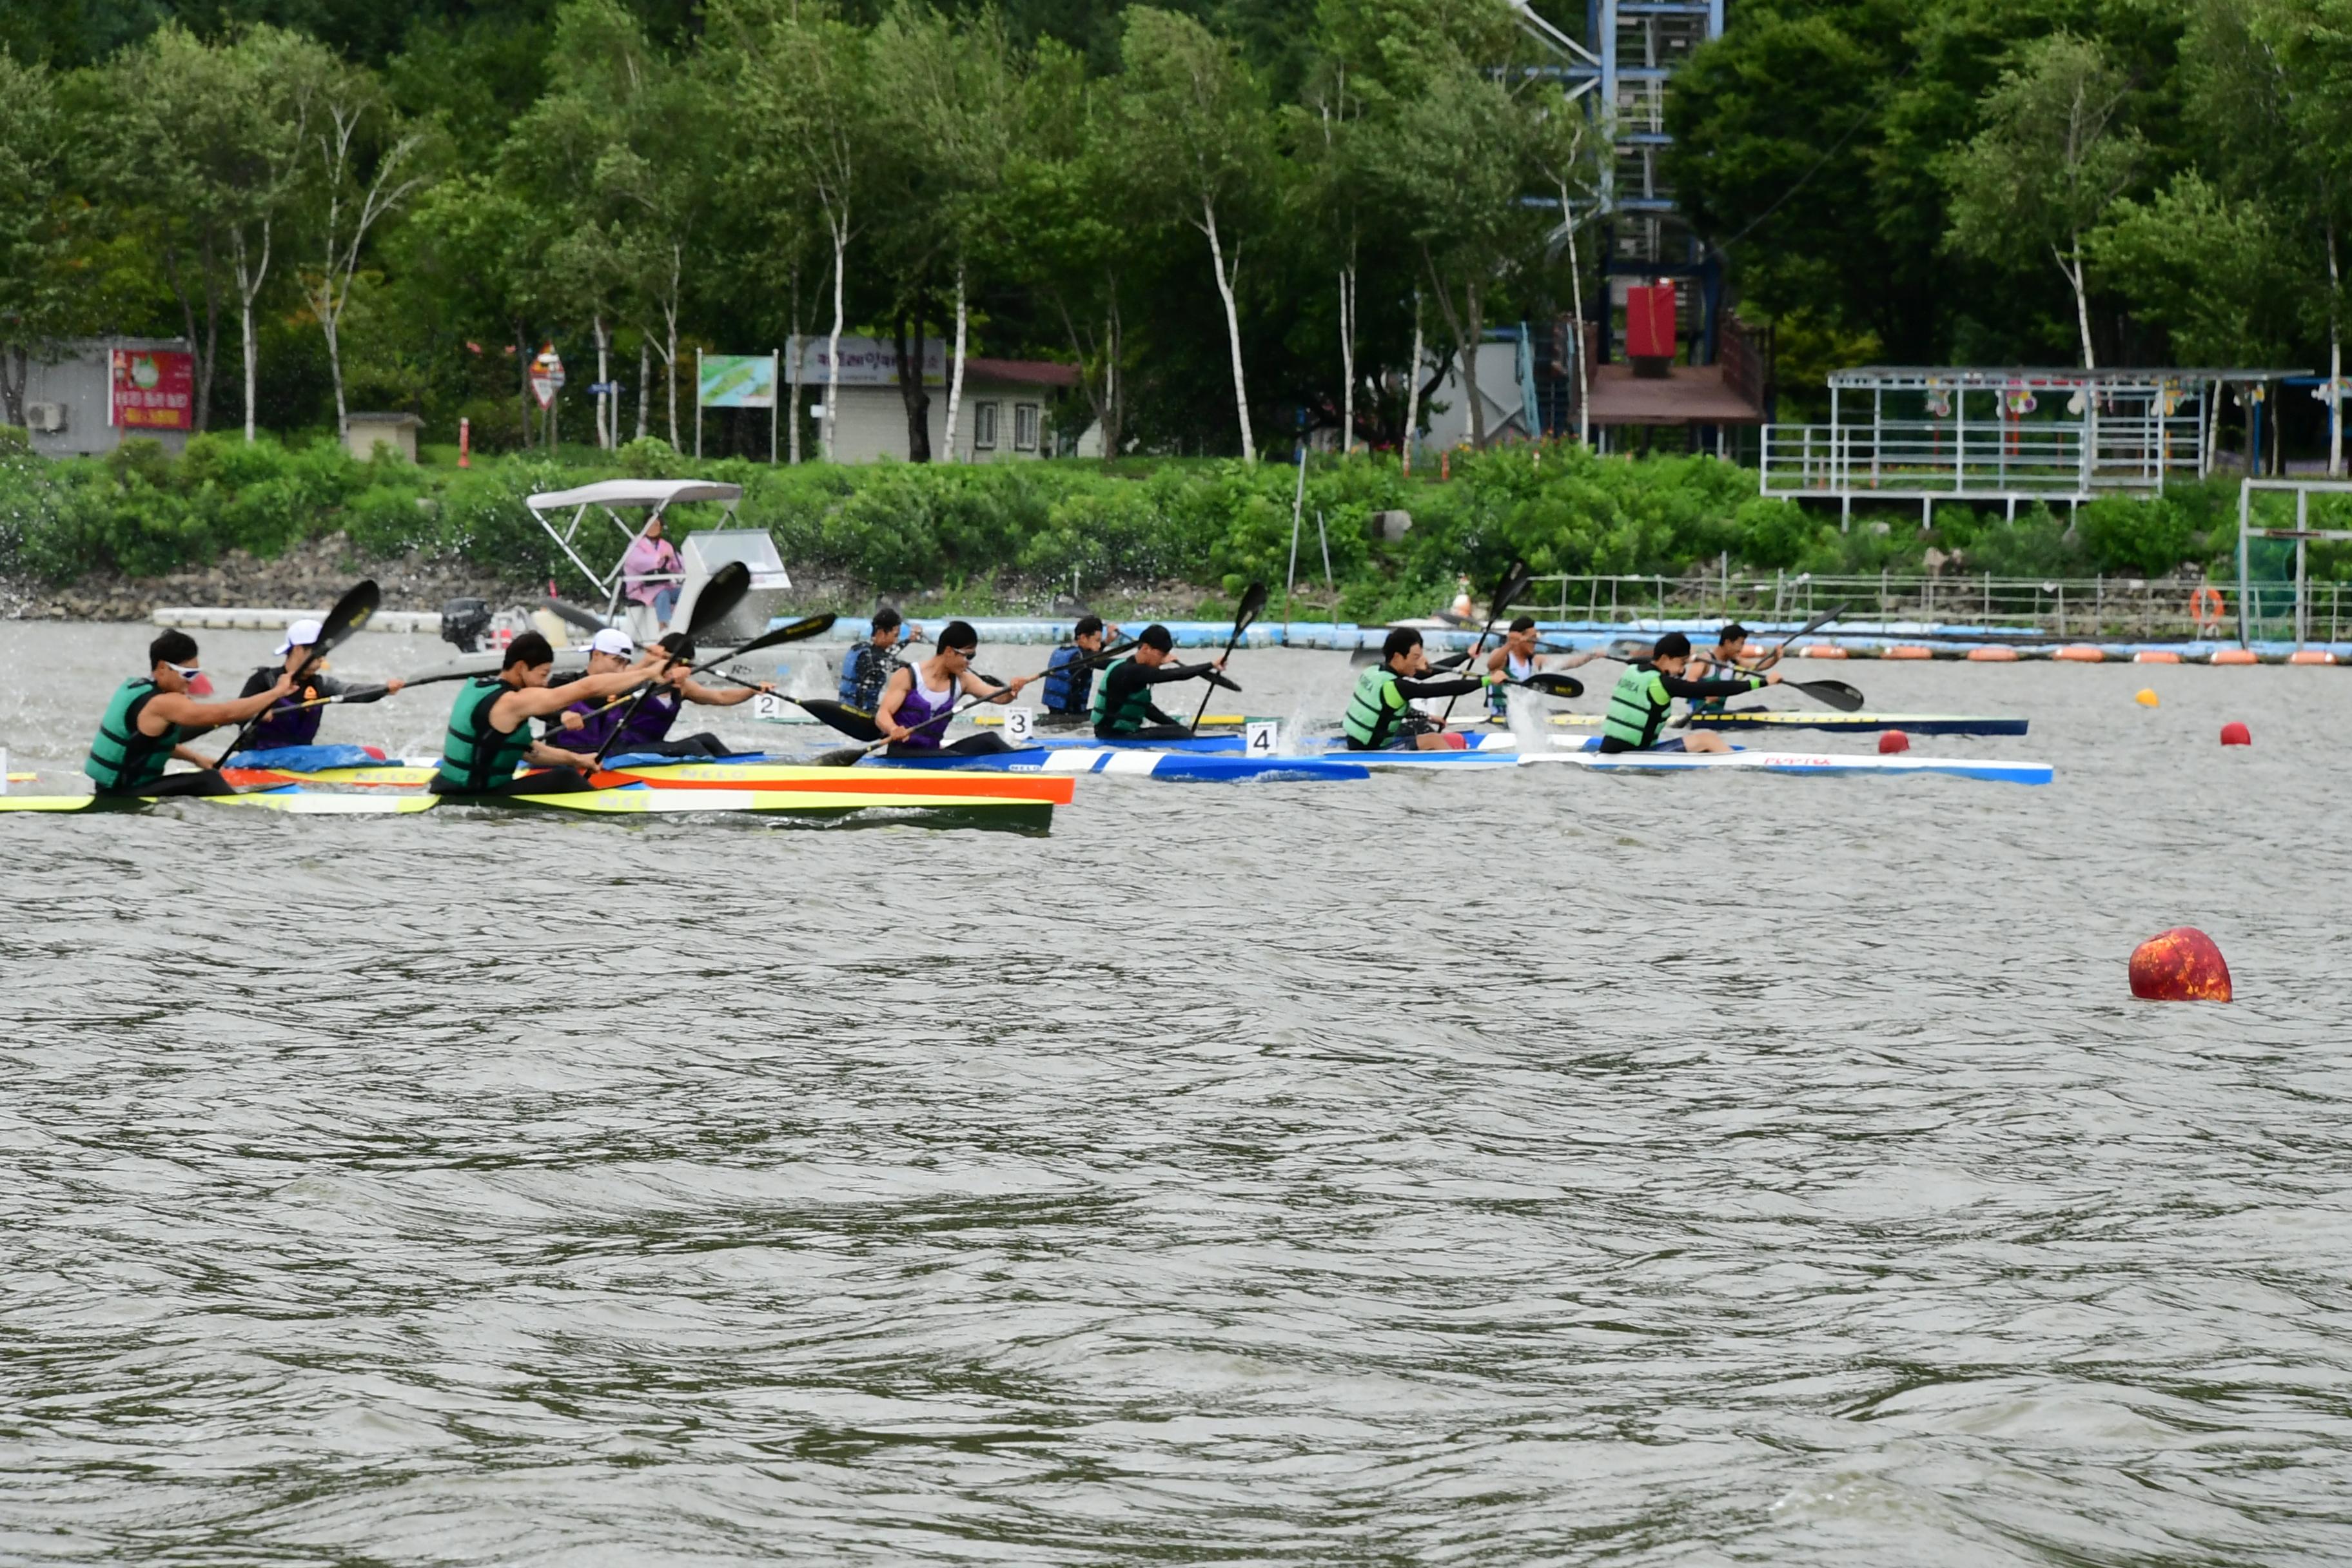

{"left": 894, "top": 671, "right": 957, "bottom": 749}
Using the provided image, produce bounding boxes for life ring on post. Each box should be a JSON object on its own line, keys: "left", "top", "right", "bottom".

{"left": 2190, "top": 585, "right": 2227, "bottom": 636}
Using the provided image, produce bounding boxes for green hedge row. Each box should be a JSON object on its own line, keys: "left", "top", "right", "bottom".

{"left": 0, "top": 427, "right": 2317, "bottom": 615}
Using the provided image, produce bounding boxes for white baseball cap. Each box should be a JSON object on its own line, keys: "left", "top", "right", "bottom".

{"left": 588, "top": 627, "right": 636, "bottom": 658}
{"left": 274, "top": 618, "right": 324, "bottom": 655}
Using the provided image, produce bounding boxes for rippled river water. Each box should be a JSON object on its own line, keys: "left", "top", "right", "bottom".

{"left": 3, "top": 620, "right": 2349, "bottom": 1564}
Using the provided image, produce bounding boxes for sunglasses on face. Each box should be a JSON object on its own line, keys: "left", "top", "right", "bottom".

{"left": 166, "top": 662, "right": 202, "bottom": 680}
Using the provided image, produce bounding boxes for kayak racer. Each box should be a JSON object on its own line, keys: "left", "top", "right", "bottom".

{"left": 1600, "top": 631, "right": 1780, "bottom": 754}
{"left": 233, "top": 616, "right": 404, "bottom": 752}
{"left": 429, "top": 631, "right": 656, "bottom": 795}
{"left": 1683, "top": 622, "right": 1777, "bottom": 721}
{"left": 837, "top": 607, "right": 916, "bottom": 715}
{"left": 84, "top": 631, "right": 296, "bottom": 798}
{"left": 1041, "top": 614, "right": 1119, "bottom": 726}
{"left": 1480, "top": 616, "right": 1601, "bottom": 721}
{"left": 1090, "top": 624, "right": 1228, "bottom": 741}
{"left": 874, "top": 620, "right": 1035, "bottom": 757}
{"left": 556, "top": 629, "right": 771, "bottom": 760}
{"left": 1346, "top": 628, "right": 1482, "bottom": 751}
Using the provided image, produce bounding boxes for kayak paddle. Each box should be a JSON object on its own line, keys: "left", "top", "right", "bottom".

{"left": 564, "top": 611, "right": 838, "bottom": 725}
{"left": 1190, "top": 581, "right": 1267, "bottom": 734}
{"left": 215, "top": 578, "right": 380, "bottom": 763}
{"left": 1437, "top": 559, "right": 1531, "bottom": 728}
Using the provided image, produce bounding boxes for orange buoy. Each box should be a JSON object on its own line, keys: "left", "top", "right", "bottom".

{"left": 1799, "top": 643, "right": 1849, "bottom": 659}
{"left": 1966, "top": 645, "right": 2019, "bottom": 662}
{"left": 2129, "top": 927, "right": 2233, "bottom": 1002}
{"left": 1885, "top": 645, "right": 1934, "bottom": 660}
{"left": 1876, "top": 729, "right": 1910, "bottom": 754}
{"left": 2055, "top": 645, "right": 2105, "bottom": 662}
{"left": 2134, "top": 688, "right": 2159, "bottom": 707}
{"left": 2220, "top": 721, "right": 2251, "bottom": 745}
{"left": 2211, "top": 648, "right": 2259, "bottom": 665}
{"left": 2134, "top": 649, "right": 2181, "bottom": 663}
{"left": 2287, "top": 649, "right": 2336, "bottom": 665}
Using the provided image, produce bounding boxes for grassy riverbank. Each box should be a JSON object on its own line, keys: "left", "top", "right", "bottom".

{"left": 0, "top": 427, "right": 2291, "bottom": 620}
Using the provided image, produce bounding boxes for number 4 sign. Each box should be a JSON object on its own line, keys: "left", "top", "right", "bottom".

{"left": 1244, "top": 720, "right": 1278, "bottom": 756}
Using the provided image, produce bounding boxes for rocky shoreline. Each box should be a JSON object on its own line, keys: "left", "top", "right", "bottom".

{"left": 0, "top": 534, "right": 515, "bottom": 623}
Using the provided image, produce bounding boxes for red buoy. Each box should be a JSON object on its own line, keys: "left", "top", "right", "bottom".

{"left": 1876, "top": 729, "right": 1910, "bottom": 754}
{"left": 2220, "top": 721, "right": 2251, "bottom": 746}
{"left": 2129, "top": 927, "right": 2233, "bottom": 1002}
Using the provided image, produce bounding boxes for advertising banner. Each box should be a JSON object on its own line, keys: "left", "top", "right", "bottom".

{"left": 698, "top": 353, "right": 779, "bottom": 409}
{"left": 110, "top": 349, "right": 193, "bottom": 431}
{"left": 790, "top": 335, "right": 946, "bottom": 387}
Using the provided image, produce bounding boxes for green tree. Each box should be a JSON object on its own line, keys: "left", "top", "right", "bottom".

{"left": 716, "top": 0, "right": 873, "bottom": 462}
{"left": 95, "top": 24, "right": 321, "bottom": 438}
{"left": 1941, "top": 32, "right": 2143, "bottom": 369}
{"left": 1117, "top": 7, "right": 1277, "bottom": 462}
{"left": 0, "top": 52, "right": 70, "bottom": 428}
{"left": 2256, "top": 0, "right": 2352, "bottom": 473}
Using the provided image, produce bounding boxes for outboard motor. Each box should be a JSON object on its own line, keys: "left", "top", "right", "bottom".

{"left": 439, "top": 597, "right": 492, "bottom": 654}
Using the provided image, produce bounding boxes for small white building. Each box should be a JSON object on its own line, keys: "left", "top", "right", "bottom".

{"left": 342, "top": 411, "right": 423, "bottom": 463}
{"left": 790, "top": 335, "right": 1081, "bottom": 464}
{"left": 15, "top": 337, "right": 196, "bottom": 459}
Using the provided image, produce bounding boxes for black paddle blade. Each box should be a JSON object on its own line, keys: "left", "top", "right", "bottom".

{"left": 1789, "top": 678, "right": 1865, "bottom": 712}
{"left": 794, "top": 698, "right": 884, "bottom": 742}
{"left": 1490, "top": 559, "right": 1532, "bottom": 620}
{"left": 1428, "top": 651, "right": 1475, "bottom": 672}
{"left": 1524, "top": 672, "right": 1584, "bottom": 699}
{"left": 810, "top": 745, "right": 871, "bottom": 768}
{"left": 1203, "top": 671, "right": 1242, "bottom": 693}
{"left": 317, "top": 579, "right": 382, "bottom": 654}
{"left": 683, "top": 561, "right": 753, "bottom": 637}
{"left": 1234, "top": 580, "right": 1269, "bottom": 632}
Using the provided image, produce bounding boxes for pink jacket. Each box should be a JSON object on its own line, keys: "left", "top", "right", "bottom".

{"left": 620, "top": 533, "right": 681, "bottom": 605}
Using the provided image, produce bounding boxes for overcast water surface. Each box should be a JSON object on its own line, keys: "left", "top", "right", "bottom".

{"left": 2, "top": 621, "right": 2349, "bottom": 1565}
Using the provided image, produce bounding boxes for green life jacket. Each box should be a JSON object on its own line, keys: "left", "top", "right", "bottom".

{"left": 1089, "top": 656, "right": 1160, "bottom": 734}
{"left": 1344, "top": 664, "right": 1409, "bottom": 749}
{"left": 84, "top": 676, "right": 191, "bottom": 792}
{"left": 434, "top": 676, "right": 534, "bottom": 792}
{"left": 1602, "top": 664, "right": 1674, "bottom": 750}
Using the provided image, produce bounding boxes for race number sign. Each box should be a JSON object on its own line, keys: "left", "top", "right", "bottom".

{"left": 1244, "top": 720, "right": 1279, "bottom": 756}
{"left": 1003, "top": 707, "right": 1036, "bottom": 745}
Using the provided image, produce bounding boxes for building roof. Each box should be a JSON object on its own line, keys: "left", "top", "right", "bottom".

{"left": 346, "top": 411, "right": 424, "bottom": 426}
{"left": 1585, "top": 364, "right": 1767, "bottom": 427}
{"left": 526, "top": 478, "right": 744, "bottom": 512}
{"left": 964, "top": 358, "right": 1082, "bottom": 389}
{"left": 1831, "top": 366, "right": 2313, "bottom": 389}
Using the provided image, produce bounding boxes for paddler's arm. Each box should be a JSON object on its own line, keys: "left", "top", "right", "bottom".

{"left": 678, "top": 676, "right": 771, "bottom": 707}
{"left": 527, "top": 740, "right": 596, "bottom": 768}
{"left": 489, "top": 665, "right": 653, "bottom": 729}
{"left": 1393, "top": 675, "right": 1482, "bottom": 700}
{"left": 139, "top": 673, "right": 295, "bottom": 736}
{"left": 1658, "top": 670, "right": 1779, "bottom": 699}
{"left": 872, "top": 666, "right": 916, "bottom": 743}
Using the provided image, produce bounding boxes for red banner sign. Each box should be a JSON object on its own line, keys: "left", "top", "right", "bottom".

{"left": 111, "top": 349, "right": 194, "bottom": 431}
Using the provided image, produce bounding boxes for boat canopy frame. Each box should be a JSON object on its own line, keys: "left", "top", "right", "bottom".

{"left": 524, "top": 478, "right": 745, "bottom": 620}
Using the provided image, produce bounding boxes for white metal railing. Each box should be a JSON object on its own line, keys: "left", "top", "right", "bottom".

{"left": 1509, "top": 570, "right": 2340, "bottom": 641}
{"left": 1760, "top": 415, "right": 2206, "bottom": 500}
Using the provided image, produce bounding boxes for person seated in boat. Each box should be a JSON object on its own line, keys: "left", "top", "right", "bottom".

{"left": 84, "top": 631, "right": 297, "bottom": 798}
{"left": 1041, "top": 614, "right": 1119, "bottom": 727}
{"left": 1091, "top": 624, "right": 1229, "bottom": 741}
{"left": 838, "top": 607, "right": 917, "bottom": 715}
{"left": 1683, "top": 622, "right": 1776, "bottom": 720}
{"left": 1600, "top": 631, "right": 1779, "bottom": 755}
{"left": 1346, "top": 627, "right": 1484, "bottom": 751}
{"left": 232, "top": 616, "right": 406, "bottom": 755}
{"left": 571, "top": 631, "right": 771, "bottom": 760}
{"left": 620, "top": 514, "right": 683, "bottom": 629}
{"left": 873, "top": 621, "right": 1037, "bottom": 757}
{"left": 429, "top": 631, "right": 654, "bottom": 795}
{"left": 1480, "top": 616, "right": 1601, "bottom": 721}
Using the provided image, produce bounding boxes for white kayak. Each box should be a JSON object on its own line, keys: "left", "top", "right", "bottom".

{"left": 1525, "top": 750, "right": 2053, "bottom": 784}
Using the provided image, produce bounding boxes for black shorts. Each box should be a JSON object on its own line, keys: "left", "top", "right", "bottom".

{"left": 1594, "top": 736, "right": 1686, "bottom": 755}
{"left": 101, "top": 770, "right": 236, "bottom": 799}
{"left": 1095, "top": 723, "right": 1193, "bottom": 742}
{"left": 883, "top": 734, "right": 1014, "bottom": 759}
